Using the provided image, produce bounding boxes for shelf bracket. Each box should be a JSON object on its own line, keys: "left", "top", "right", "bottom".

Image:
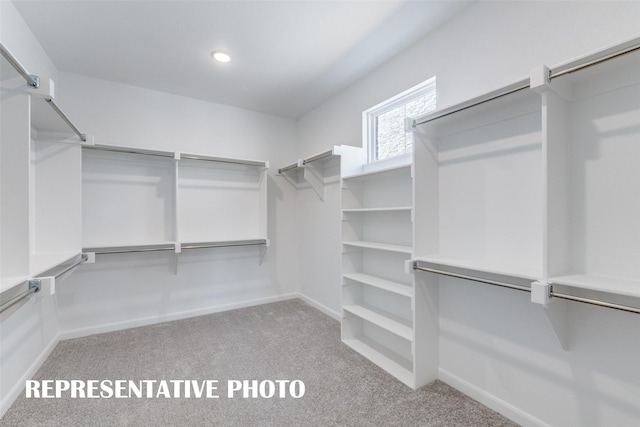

{"left": 303, "top": 162, "right": 325, "bottom": 201}
{"left": 258, "top": 240, "right": 269, "bottom": 265}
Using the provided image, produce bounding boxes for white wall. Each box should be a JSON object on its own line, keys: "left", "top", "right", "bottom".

{"left": 55, "top": 72, "right": 299, "bottom": 336}
{"left": 0, "top": 0, "right": 62, "bottom": 416}
{"left": 295, "top": 1, "right": 640, "bottom": 426}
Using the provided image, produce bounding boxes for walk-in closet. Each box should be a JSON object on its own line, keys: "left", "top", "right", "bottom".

{"left": 2, "top": 1, "right": 639, "bottom": 426}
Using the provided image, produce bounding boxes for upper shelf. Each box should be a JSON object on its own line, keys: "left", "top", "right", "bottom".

{"left": 277, "top": 146, "right": 342, "bottom": 174}
{"left": 83, "top": 144, "right": 269, "bottom": 168}
{"left": 1, "top": 42, "right": 87, "bottom": 143}
{"left": 342, "top": 162, "right": 411, "bottom": 181}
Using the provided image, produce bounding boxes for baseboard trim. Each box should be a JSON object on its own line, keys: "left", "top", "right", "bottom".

{"left": 58, "top": 293, "right": 300, "bottom": 341}
{"left": 438, "top": 368, "right": 550, "bottom": 427}
{"left": 296, "top": 293, "right": 341, "bottom": 321}
{"left": 0, "top": 334, "right": 60, "bottom": 419}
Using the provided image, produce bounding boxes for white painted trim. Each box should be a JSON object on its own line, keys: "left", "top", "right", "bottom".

{"left": 59, "top": 293, "right": 300, "bottom": 340}
{"left": 297, "top": 293, "right": 341, "bottom": 321}
{"left": 438, "top": 368, "right": 550, "bottom": 427}
{"left": 0, "top": 334, "right": 60, "bottom": 418}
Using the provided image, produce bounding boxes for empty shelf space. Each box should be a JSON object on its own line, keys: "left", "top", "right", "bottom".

{"left": 343, "top": 304, "right": 413, "bottom": 341}
{"left": 342, "top": 337, "right": 413, "bottom": 386}
{"left": 343, "top": 273, "right": 413, "bottom": 298}
{"left": 551, "top": 274, "right": 640, "bottom": 300}
{"left": 343, "top": 241, "right": 412, "bottom": 254}
{"left": 342, "top": 163, "right": 411, "bottom": 180}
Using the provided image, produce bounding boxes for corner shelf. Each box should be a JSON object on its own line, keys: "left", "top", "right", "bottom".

{"left": 277, "top": 146, "right": 344, "bottom": 200}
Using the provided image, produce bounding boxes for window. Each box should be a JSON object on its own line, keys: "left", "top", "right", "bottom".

{"left": 364, "top": 78, "right": 436, "bottom": 163}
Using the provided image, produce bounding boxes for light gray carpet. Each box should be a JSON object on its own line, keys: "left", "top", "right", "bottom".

{"left": 2, "top": 299, "right": 518, "bottom": 426}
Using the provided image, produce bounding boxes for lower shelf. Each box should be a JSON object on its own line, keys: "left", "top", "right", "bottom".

{"left": 342, "top": 337, "right": 413, "bottom": 387}
{"left": 343, "top": 304, "right": 413, "bottom": 341}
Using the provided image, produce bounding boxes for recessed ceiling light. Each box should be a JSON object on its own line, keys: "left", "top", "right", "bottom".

{"left": 211, "top": 51, "right": 231, "bottom": 63}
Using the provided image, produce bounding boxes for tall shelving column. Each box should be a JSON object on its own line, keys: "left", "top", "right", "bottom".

{"left": 341, "top": 163, "right": 418, "bottom": 388}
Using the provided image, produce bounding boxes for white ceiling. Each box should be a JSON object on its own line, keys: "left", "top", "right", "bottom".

{"left": 14, "top": 1, "right": 470, "bottom": 119}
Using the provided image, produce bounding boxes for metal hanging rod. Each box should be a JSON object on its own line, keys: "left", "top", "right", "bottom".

{"left": 85, "top": 240, "right": 267, "bottom": 255}
{"left": 413, "top": 262, "right": 640, "bottom": 315}
{"left": 180, "top": 154, "right": 266, "bottom": 167}
{"left": 0, "top": 280, "right": 41, "bottom": 316}
{"left": 551, "top": 291, "right": 640, "bottom": 315}
{"left": 412, "top": 80, "right": 530, "bottom": 128}
{"left": 413, "top": 38, "right": 640, "bottom": 129}
{"left": 83, "top": 145, "right": 174, "bottom": 158}
{"left": 0, "top": 42, "right": 40, "bottom": 88}
{"left": 278, "top": 148, "right": 338, "bottom": 174}
{"left": 181, "top": 239, "right": 267, "bottom": 250}
{"left": 302, "top": 150, "right": 334, "bottom": 165}
{"left": 84, "top": 244, "right": 176, "bottom": 255}
{"left": 44, "top": 98, "right": 87, "bottom": 141}
{"left": 549, "top": 40, "right": 640, "bottom": 81}
{"left": 0, "top": 253, "right": 88, "bottom": 316}
{"left": 413, "top": 263, "right": 531, "bottom": 293}
{"left": 278, "top": 163, "right": 299, "bottom": 174}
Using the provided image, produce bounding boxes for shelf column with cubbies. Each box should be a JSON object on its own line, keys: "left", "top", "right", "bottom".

{"left": 341, "top": 163, "right": 428, "bottom": 388}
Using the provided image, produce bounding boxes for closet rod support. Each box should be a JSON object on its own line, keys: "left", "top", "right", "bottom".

{"left": 0, "top": 42, "right": 40, "bottom": 88}
{"left": 0, "top": 280, "right": 41, "bottom": 316}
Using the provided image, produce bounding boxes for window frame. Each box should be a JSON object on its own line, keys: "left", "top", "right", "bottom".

{"left": 363, "top": 77, "right": 436, "bottom": 164}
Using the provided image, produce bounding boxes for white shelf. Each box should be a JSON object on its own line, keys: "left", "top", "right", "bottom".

{"left": 30, "top": 251, "right": 79, "bottom": 277}
{"left": 551, "top": 274, "right": 640, "bottom": 300}
{"left": 342, "top": 337, "right": 413, "bottom": 386}
{"left": 343, "top": 273, "right": 413, "bottom": 298}
{"left": 414, "top": 255, "right": 540, "bottom": 281}
{"left": 343, "top": 241, "right": 412, "bottom": 255}
{"left": 278, "top": 146, "right": 341, "bottom": 174}
{"left": 342, "top": 162, "right": 411, "bottom": 180}
{"left": 343, "top": 304, "right": 413, "bottom": 341}
{"left": 342, "top": 207, "right": 412, "bottom": 213}
{"left": 83, "top": 241, "right": 177, "bottom": 254}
